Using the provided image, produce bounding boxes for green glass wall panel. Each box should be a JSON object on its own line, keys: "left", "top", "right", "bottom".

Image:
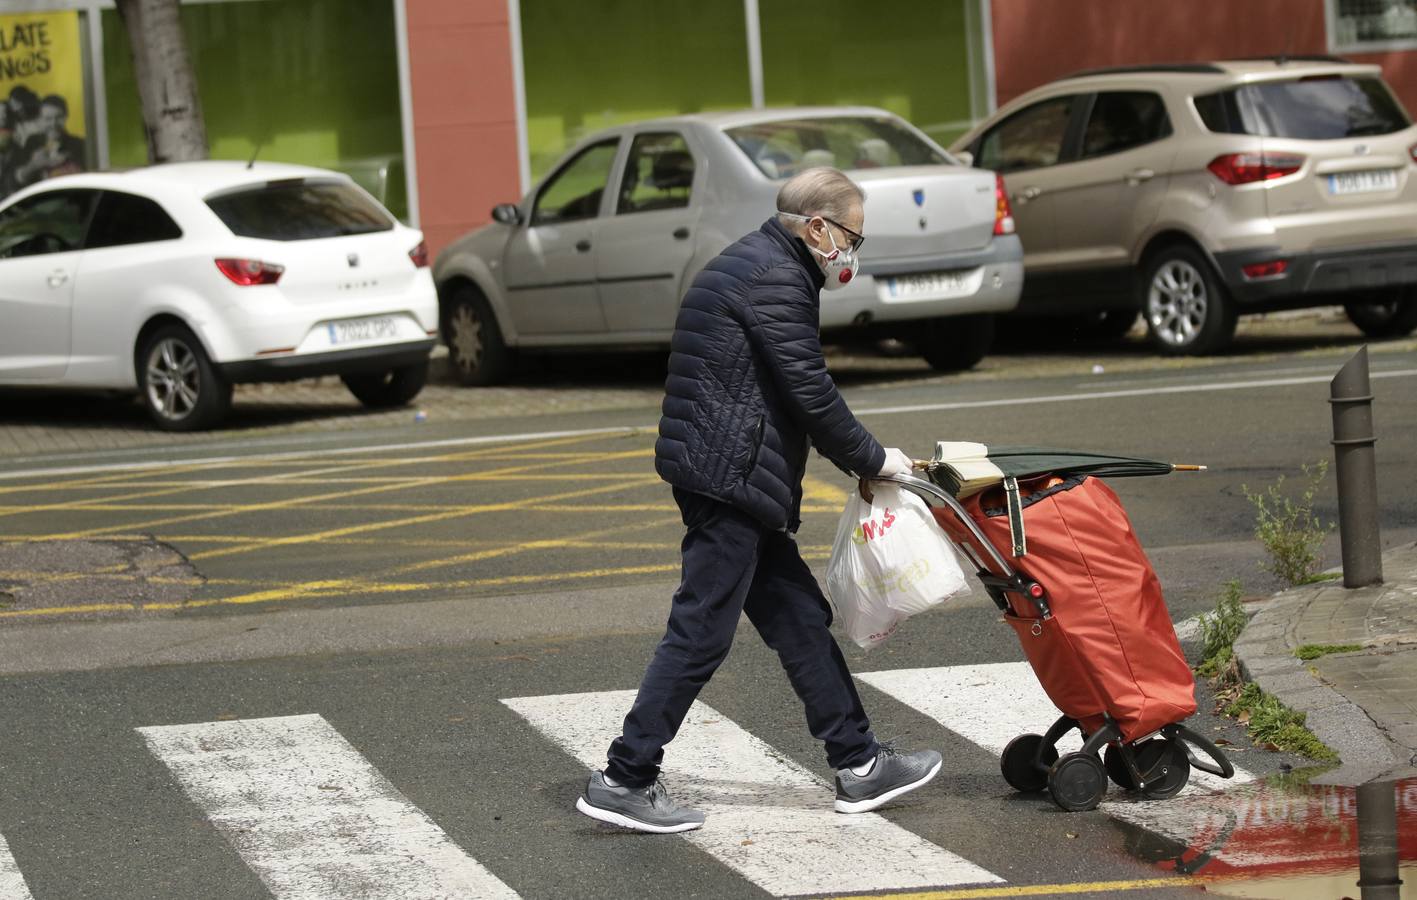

{"left": 102, "top": 0, "right": 406, "bottom": 220}
{"left": 520, "top": 0, "right": 751, "bottom": 180}
{"left": 759, "top": 0, "right": 975, "bottom": 148}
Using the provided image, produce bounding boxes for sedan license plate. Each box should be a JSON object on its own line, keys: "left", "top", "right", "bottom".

{"left": 881, "top": 269, "right": 979, "bottom": 300}
{"left": 1328, "top": 169, "right": 1398, "bottom": 195}
{"left": 327, "top": 316, "right": 398, "bottom": 345}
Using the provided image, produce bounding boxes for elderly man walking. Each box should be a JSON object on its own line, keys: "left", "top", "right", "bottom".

{"left": 576, "top": 167, "right": 942, "bottom": 833}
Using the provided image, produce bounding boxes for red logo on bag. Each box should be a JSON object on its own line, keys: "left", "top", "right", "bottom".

{"left": 851, "top": 508, "right": 898, "bottom": 544}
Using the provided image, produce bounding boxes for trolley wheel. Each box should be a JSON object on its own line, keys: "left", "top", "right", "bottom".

{"left": 1135, "top": 739, "right": 1190, "bottom": 800}
{"left": 1103, "top": 743, "right": 1137, "bottom": 790}
{"left": 1000, "top": 733, "right": 1057, "bottom": 793}
{"left": 1048, "top": 752, "right": 1108, "bottom": 812}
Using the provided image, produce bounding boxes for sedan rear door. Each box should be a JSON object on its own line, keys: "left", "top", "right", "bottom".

{"left": 594, "top": 130, "right": 702, "bottom": 336}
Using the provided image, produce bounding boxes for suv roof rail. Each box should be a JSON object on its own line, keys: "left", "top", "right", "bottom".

{"left": 1228, "top": 54, "right": 1353, "bottom": 65}
{"left": 1062, "top": 63, "right": 1226, "bottom": 80}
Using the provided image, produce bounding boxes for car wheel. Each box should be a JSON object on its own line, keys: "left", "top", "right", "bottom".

{"left": 137, "top": 325, "right": 232, "bottom": 432}
{"left": 1141, "top": 246, "right": 1236, "bottom": 356}
{"left": 917, "top": 314, "right": 995, "bottom": 372}
{"left": 341, "top": 362, "right": 428, "bottom": 409}
{"left": 1344, "top": 291, "right": 1417, "bottom": 338}
{"left": 442, "top": 284, "right": 511, "bottom": 386}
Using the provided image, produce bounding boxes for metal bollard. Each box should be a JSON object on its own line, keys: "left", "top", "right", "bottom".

{"left": 1329, "top": 347, "right": 1384, "bottom": 588}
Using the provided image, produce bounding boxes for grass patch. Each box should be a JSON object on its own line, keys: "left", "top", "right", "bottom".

{"left": 1219, "top": 683, "right": 1339, "bottom": 762}
{"left": 1195, "top": 580, "right": 1245, "bottom": 679}
{"left": 1295, "top": 643, "right": 1364, "bottom": 661}
{"left": 1242, "top": 461, "right": 1335, "bottom": 588}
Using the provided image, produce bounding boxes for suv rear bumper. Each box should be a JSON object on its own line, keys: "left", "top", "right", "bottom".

{"left": 1215, "top": 243, "right": 1417, "bottom": 305}
{"left": 217, "top": 339, "right": 435, "bottom": 383}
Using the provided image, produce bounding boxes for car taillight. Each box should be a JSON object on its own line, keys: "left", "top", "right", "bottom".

{"left": 215, "top": 258, "right": 284, "bottom": 286}
{"left": 993, "top": 174, "right": 1015, "bottom": 236}
{"left": 1242, "top": 259, "right": 1289, "bottom": 279}
{"left": 1207, "top": 153, "right": 1305, "bottom": 185}
{"left": 409, "top": 240, "right": 429, "bottom": 268}
{"left": 1409, "top": 143, "right": 1417, "bottom": 164}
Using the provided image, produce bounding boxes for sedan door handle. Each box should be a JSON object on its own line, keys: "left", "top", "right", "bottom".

{"left": 47, "top": 270, "right": 69, "bottom": 288}
{"left": 1013, "top": 186, "right": 1043, "bottom": 204}
{"left": 1126, "top": 168, "right": 1156, "bottom": 184}
{"left": 575, "top": 239, "right": 592, "bottom": 252}
{"left": 672, "top": 227, "right": 691, "bottom": 240}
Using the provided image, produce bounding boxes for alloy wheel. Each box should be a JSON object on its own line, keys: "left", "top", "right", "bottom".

{"left": 1147, "top": 259, "right": 1208, "bottom": 348}
{"left": 145, "top": 338, "right": 201, "bottom": 422}
{"left": 449, "top": 302, "right": 484, "bottom": 376}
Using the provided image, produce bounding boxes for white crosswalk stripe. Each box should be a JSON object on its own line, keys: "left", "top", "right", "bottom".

{"left": 503, "top": 690, "right": 1004, "bottom": 897}
{"left": 0, "top": 832, "right": 34, "bottom": 900}
{"left": 857, "top": 662, "right": 1254, "bottom": 834}
{"left": 137, "top": 713, "right": 520, "bottom": 900}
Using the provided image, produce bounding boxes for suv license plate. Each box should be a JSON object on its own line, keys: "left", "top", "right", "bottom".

{"left": 1328, "top": 169, "right": 1399, "bottom": 195}
{"left": 328, "top": 316, "right": 398, "bottom": 345}
{"left": 882, "top": 269, "right": 980, "bottom": 300}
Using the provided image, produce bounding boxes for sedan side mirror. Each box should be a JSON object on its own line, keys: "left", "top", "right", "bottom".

{"left": 952, "top": 150, "right": 975, "bottom": 168}
{"left": 492, "top": 203, "right": 523, "bottom": 225}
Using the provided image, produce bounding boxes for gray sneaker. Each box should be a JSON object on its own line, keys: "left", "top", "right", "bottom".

{"left": 834, "top": 745, "right": 943, "bottom": 813}
{"left": 576, "top": 771, "right": 706, "bottom": 833}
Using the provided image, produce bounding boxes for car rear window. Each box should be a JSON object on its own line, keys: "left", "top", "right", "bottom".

{"left": 725, "top": 116, "right": 949, "bottom": 178}
{"left": 1193, "top": 76, "right": 1410, "bottom": 139}
{"left": 206, "top": 179, "right": 393, "bottom": 241}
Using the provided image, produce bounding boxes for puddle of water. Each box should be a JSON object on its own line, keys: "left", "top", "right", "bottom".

{"left": 1116, "top": 773, "right": 1416, "bottom": 899}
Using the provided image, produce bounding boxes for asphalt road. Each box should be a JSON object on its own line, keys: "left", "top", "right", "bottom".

{"left": 1, "top": 320, "right": 1415, "bottom": 899}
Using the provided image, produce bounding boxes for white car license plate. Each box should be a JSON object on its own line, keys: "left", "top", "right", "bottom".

{"left": 881, "top": 269, "right": 981, "bottom": 300}
{"left": 1328, "top": 169, "right": 1398, "bottom": 195}
{"left": 327, "top": 316, "right": 398, "bottom": 345}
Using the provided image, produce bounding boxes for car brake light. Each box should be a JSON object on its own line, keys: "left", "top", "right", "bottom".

{"left": 215, "top": 258, "right": 284, "bottom": 286}
{"left": 409, "top": 240, "right": 429, "bottom": 268}
{"left": 993, "top": 174, "right": 1015, "bottom": 236}
{"left": 1207, "top": 153, "right": 1305, "bottom": 185}
{"left": 1242, "top": 259, "right": 1289, "bottom": 279}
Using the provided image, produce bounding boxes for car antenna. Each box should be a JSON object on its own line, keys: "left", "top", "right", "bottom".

{"left": 246, "top": 139, "right": 263, "bottom": 170}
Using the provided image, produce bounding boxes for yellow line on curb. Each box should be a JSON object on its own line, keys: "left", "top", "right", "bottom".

{"left": 819, "top": 876, "right": 1203, "bottom": 899}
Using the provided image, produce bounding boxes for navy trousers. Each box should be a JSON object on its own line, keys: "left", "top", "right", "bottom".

{"left": 606, "top": 487, "right": 878, "bottom": 788}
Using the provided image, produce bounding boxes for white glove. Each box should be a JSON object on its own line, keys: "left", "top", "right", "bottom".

{"left": 876, "top": 447, "right": 915, "bottom": 477}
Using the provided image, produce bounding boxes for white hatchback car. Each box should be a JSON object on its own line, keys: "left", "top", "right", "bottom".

{"left": 0, "top": 161, "right": 439, "bottom": 430}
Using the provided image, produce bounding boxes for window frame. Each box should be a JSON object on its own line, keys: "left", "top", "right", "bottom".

{"left": 1327, "top": 0, "right": 1417, "bottom": 53}
{"left": 530, "top": 138, "right": 622, "bottom": 227}
{"left": 970, "top": 94, "right": 1087, "bottom": 175}
{"left": 1076, "top": 90, "right": 1174, "bottom": 162}
{"left": 83, "top": 189, "right": 185, "bottom": 250}
{"left": 614, "top": 131, "right": 697, "bottom": 216}
{"left": 0, "top": 188, "right": 100, "bottom": 261}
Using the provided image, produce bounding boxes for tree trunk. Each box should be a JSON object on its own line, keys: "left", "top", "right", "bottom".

{"left": 114, "top": 0, "right": 208, "bottom": 163}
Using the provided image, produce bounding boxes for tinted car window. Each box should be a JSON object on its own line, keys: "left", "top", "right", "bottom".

{"left": 86, "top": 191, "right": 183, "bottom": 249}
{"left": 0, "top": 189, "right": 97, "bottom": 259}
{"left": 617, "top": 133, "right": 695, "bottom": 214}
{"left": 1195, "top": 76, "right": 1410, "bottom": 139}
{"left": 1081, "top": 92, "right": 1171, "bottom": 158}
{"left": 726, "top": 116, "right": 948, "bottom": 179}
{"left": 532, "top": 140, "right": 619, "bottom": 226}
{"left": 976, "top": 97, "right": 1076, "bottom": 173}
{"left": 206, "top": 179, "right": 393, "bottom": 241}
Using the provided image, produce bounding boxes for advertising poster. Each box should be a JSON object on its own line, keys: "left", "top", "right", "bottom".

{"left": 1, "top": 11, "right": 87, "bottom": 199}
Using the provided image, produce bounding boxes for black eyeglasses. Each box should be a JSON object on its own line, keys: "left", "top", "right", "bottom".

{"left": 821, "top": 216, "right": 865, "bottom": 253}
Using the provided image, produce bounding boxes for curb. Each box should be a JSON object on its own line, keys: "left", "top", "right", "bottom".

{"left": 1233, "top": 580, "right": 1409, "bottom": 785}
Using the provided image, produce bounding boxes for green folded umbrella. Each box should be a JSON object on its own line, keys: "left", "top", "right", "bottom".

{"left": 924, "top": 441, "right": 1202, "bottom": 498}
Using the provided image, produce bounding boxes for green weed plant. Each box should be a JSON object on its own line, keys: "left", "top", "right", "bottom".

{"left": 1241, "top": 461, "right": 1335, "bottom": 588}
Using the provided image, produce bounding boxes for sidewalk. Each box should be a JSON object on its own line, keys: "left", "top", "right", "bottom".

{"left": 1234, "top": 541, "right": 1417, "bottom": 784}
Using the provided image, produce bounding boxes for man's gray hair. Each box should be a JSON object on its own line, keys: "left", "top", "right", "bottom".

{"left": 776, "top": 167, "right": 865, "bottom": 226}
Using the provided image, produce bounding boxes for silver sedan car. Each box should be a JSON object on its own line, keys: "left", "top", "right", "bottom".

{"left": 433, "top": 107, "right": 1024, "bottom": 384}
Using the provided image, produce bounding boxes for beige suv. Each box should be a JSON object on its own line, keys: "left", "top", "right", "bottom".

{"left": 951, "top": 58, "right": 1417, "bottom": 354}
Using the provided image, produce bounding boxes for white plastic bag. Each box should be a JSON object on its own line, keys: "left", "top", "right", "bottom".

{"left": 825, "top": 482, "right": 970, "bottom": 649}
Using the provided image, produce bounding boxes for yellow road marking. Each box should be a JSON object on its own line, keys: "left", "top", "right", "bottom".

{"left": 801, "top": 474, "right": 847, "bottom": 506}
{"left": 820, "top": 876, "right": 1203, "bottom": 899}
{"left": 0, "top": 602, "right": 138, "bottom": 617}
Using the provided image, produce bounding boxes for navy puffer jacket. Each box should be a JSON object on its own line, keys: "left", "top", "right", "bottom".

{"left": 655, "top": 217, "right": 885, "bottom": 532}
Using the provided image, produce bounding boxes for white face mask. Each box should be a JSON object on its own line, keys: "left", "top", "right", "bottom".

{"left": 781, "top": 212, "right": 860, "bottom": 291}
{"left": 810, "top": 224, "right": 859, "bottom": 291}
